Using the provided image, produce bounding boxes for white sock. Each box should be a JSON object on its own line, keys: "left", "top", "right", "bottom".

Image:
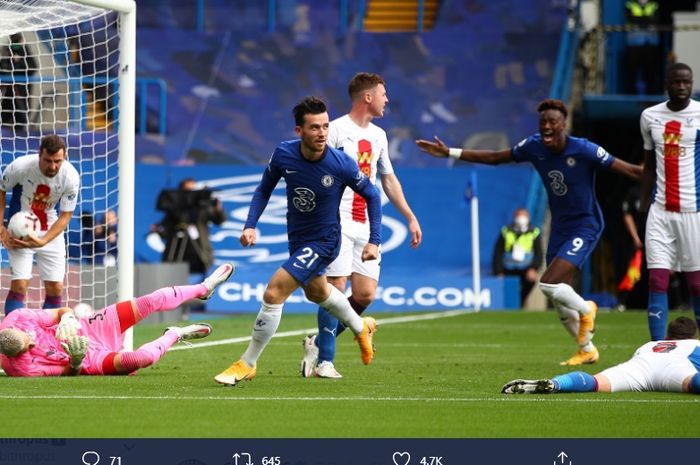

{"left": 241, "top": 301, "right": 283, "bottom": 366}
{"left": 555, "top": 304, "right": 580, "bottom": 339}
{"left": 581, "top": 342, "right": 595, "bottom": 352}
{"left": 319, "top": 285, "right": 363, "bottom": 334}
{"left": 539, "top": 282, "right": 590, "bottom": 314}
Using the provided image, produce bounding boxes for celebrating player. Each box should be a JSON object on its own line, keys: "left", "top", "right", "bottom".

{"left": 300, "top": 72, "right": 422, "bottom": 379}
{"left": 639, "top": 63, "right": 700, "bottom": 340}
{"left": 0, "top": 134, "right": 80, "bottom": 315}
{"left": 416, "top": 99, "right": 642, "bottom": 365}
{"left": 214, "top": 96, "right": 381, "bottom": 386}
{"left": 502, "top": 316, "right": 700, "bottom": 395}
{"left": 0, "top": 263, "right": 234, "bottom": 377}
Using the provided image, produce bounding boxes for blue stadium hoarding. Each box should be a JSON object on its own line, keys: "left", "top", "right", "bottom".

{"left": 130, "top": 164, "right": 531, "bottom": 311}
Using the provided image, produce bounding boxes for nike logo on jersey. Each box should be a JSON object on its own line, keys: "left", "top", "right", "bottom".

{"left": 566, "top": 251, "right": 577, "bottom": 256}
{"left": 285, "top": 169, "right": 297, "bottom": 174}
{"left": 292, "top": 262, "right": 306, "bottom": 269}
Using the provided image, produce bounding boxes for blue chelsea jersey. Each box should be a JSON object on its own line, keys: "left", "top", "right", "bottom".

{"left": 245, "top": 140, "right": 381, "bottom": 245}
{"left": 512, "top": 135, "right": 615, "bottom": 233}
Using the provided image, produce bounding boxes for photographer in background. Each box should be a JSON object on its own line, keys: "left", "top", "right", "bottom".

{"left": 154, "top": 178, "right": 226, "bottom": 278}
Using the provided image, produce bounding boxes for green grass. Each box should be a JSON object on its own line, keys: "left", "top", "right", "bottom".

{"left": 1, "top": 309, "right": 698, "bottom": 438}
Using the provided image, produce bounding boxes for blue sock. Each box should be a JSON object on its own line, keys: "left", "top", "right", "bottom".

{"left": 692, "top": 296, "right": 700, "bottom": 334}
{"left": 316, "top": 307, "right": 339, "bottom": 364}
{"left": 552, "top": 371, "right": 597, "bottom": 393}
{"left": 5, "top": 291, "right": 26, "bottom": 314}
{"left": 648, "top": 291, "right": 668, "bottom": 341}
{"left": 43, "top": 295, "right": 62, "bottom": 309}
{"left": 689, "top": 372, "right": 700, "bottom": 394}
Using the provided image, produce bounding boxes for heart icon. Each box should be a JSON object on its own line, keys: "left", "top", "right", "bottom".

{"left": 392, "top": 451, "right": 411, "bottom": 465}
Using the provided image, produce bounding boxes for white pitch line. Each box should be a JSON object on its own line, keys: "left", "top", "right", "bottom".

{"left": 170, "top": 308, "right": 474, "bottom": 351}
{"left": 2, "top": 394, "right": 698, "bottom": 404}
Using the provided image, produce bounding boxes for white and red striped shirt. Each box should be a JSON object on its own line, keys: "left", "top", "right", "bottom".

{"left": 327, "top": 114, "right": 393, "bottom": 224}
{"left": 641, "top": 99, "right": 700, "bottom": 212}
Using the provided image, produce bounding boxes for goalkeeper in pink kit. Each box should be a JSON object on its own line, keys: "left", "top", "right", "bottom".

{"left": 0, "top": 263, "right": 233, "bottom": 376}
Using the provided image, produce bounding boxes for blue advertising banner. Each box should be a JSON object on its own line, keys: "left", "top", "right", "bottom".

{"left": 132, "top": 164, "right": 532, "bottom": 312}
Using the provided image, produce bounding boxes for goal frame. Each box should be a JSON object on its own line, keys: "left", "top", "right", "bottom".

{"left": 67, "top": 0, "right": 135, "bottom": 313}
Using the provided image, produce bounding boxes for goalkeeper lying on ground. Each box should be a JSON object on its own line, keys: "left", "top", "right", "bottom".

{"left": 0, "top": 263, "right": 234, "bottom": 376}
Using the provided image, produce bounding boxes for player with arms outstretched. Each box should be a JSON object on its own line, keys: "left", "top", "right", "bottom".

{"left": 416, "top": 99, "right": 641, "bottom": 365}
{"left": 639, "top": 63, "right": 700, "bottom": 340}
{"left": 0, "top": 134, "right": 80, "bottom": 315}
{"left": 214, "top": 96, "right": 381, "bottom": 386}
{"left": 502, "top": 316, "right": 700, "bottom": 395}
{"left": 0, "top": 263, "right": 234, "bottom": 376}
{"left": 301, "top": 72, "right": 422, "bottom": 379}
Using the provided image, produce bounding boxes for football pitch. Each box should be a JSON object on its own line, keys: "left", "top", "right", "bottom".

{"left": 1, "top": 309, "right": 698, "bottom": 438}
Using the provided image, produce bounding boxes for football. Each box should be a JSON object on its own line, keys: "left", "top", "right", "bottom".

{"left": 7, "top": 211, "right": 40, "bottom": 239}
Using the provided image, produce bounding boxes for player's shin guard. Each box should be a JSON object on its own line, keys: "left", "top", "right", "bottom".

{"left": 316, "top": 307, "right": 338, "bottom": 364}
{"left": 552, "top": 371, "right": 597, "bottom": 393}
{"left": 539, "top": 282, "right": 590, "bottom": 314}
{"left": 241, "top": 301, "right": 283, "bottom": 367}
{"left": 4, "top": 291, "right": 26, "bottom": 314}
{"left": 318, "top": 285, "right": 363, "bottom": 334}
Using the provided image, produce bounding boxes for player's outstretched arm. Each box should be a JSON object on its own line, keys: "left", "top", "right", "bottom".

{"left": 415, "top": 136, "right": 512, "bottom": 165}
{"left": 609, "top": 158, "right": 643, "bottom": 181}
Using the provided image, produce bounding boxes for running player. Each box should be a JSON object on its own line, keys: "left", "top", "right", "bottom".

{"left": 301, "top": 72, "right": 422, "bottom": 379}
{"left": 639, "top": 63, "right": 700, "bottom": 340}
{"left": 502, "top": 316, "right": 700, "bottom": 394}
{"left": 416, "top": 99, "right": 641, "bottom": 365}
{"left": 0, "top": 134, "right": 80, "bottom": 314}
{"left": 214, "top": 96, "right": 381, "bottom": 386}
{"left": 0, "top": 263, "right": 234, "bottom": 376}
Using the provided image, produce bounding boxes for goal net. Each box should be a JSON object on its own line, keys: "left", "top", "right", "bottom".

{"left": 0, "top": 0, "right": 135, "bottom": 316}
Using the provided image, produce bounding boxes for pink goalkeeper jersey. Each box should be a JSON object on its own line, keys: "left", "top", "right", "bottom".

{"left": 0, "top": 309, "right": 70, "bottom": 376}
{"left": 640, "top": 99, "right": 700, "bottom": 212}
{"left": 327, "top": 115, "right": 393, "bottom": 225}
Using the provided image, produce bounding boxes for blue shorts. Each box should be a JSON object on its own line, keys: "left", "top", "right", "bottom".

{"left": 547, "top": 228, "right": 601, "bottom": 269}
{"left": 283, "top": 235, "right": 341, "bottom": 286}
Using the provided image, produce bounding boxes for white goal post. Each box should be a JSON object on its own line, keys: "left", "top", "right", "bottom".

{"left": 0, "top": 0, "right": 134, "bottom": 345}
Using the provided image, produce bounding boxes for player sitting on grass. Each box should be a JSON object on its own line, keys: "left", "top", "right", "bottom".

{"left": 502, "top": 316, "right": 700, "bottom": 395}
{"left": 0, "top": 263, "right": 234, "bottom": 377}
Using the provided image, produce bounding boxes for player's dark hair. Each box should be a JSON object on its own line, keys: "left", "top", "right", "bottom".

{"left": 666, "top": 62, "right": 693, "bottom": 78}
{"left": 39, "top": 134, "right": 66, "bottom": 156}
{"left": 348, "top": 72, "right": 386, "bottom": 100}
{"left": 293, "top": 96, "right": 327, "bottom": 126}
{"left": 537, "top": 99, "right": 568, "bottom": 119}
{"left": 666, "top": 316, "right": 698, "bottom": 340}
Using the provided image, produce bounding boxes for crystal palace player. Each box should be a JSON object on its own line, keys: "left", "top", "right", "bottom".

{"left": 416, "top": 99, "right": 641, "bottom": 365}
{"left": 214, "top": 96, "right": 381, "bottom": 386}
{"left": 300, "top": 73, "right": 422, "bottom": 379}
{"left": 502, "top": 316, "right": 700, "bottom": 395}
{"left": 0, "top": 134, "right": 80, "bottom": 315}
{"left": 0, "top": 263, "right": 233, "bottom": 376}
{"left": 640, "top": 63, "right": 700, "bottom": 341}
